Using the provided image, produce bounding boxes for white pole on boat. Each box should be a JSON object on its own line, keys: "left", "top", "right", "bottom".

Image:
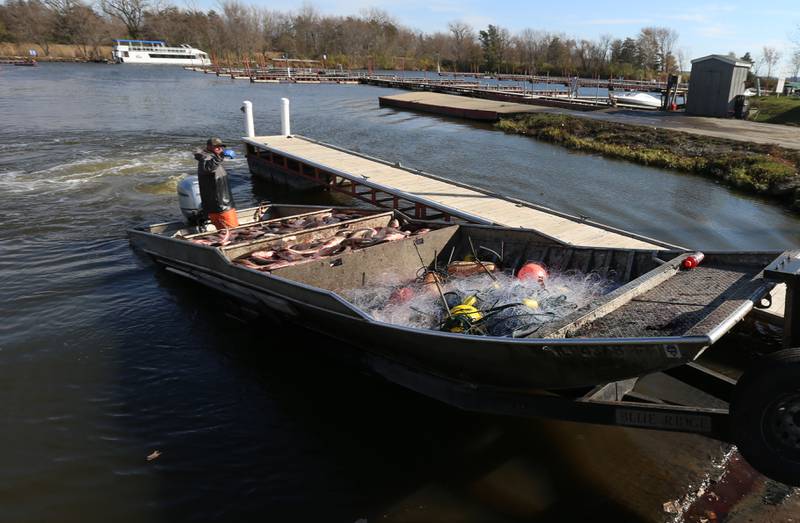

{"left": 242, "top": 100, "right": 255, "bottom": 138}
{"left": 280, "top": 97, "right": 291, "bottom": 137}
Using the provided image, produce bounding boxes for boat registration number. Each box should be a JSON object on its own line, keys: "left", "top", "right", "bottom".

{"left": 615, "top": 409, "right": 712, "bottom": 433}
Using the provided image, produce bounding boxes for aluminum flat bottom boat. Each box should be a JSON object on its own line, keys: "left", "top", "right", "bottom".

{"left": 129, "top": 207, "right": 776, "bottom": 390}
{"left": 130, "top": 204, "right": 800, "bottom": 485}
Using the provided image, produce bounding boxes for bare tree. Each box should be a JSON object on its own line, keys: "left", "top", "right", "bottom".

{"left": 576, "top": 39, "right": 593, "bottom": 72}
{"left": 217, "top": 0, "right": 261, "bottom": 57}
{"left": 653, "top": 27, "right": 678, "bottom": 72}
{"left": 761, "top": 46, "right": 782, "bottom": 79}
{"left": 448, "top": 20, "right": 472, "bottom": 71}
{"left": 515, "top": 28, "right": 547, "bottom": 74}
{"left": 43, "top": 0, "right": 76, "bottom": 42}
{"left": 597, "top": 33, "right": 613, "bottom": 63}
{"left": 293, "top": 3, "right": 320, "bottom": 57}
{"left": 4, "top": 0, "right": 56, "bottom": 55}
{"left": 636, "top": 27, "right": 660, "bottom": 71}
{"left": 790, "top": 50, "right": 800, "bottom": 79}
{"left": 676, "top": 47, "right": 689, "bottom": 72}
{"left": 101, "top": 0, "right": 148, "bottom": 38}
{"left": 637, "top": 26, "right": 678, "bottom": 73}
{"left": 70, "top": 3, "right": 111, "bottom": 58}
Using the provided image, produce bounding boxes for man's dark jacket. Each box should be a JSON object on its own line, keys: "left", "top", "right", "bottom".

{"left": 194, "top": 149, "right": 235, "bottom": 214}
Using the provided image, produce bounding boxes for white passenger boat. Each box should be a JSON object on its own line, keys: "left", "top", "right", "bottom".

{"left": 112, "top": 39, "right": 211, "bottom": 66}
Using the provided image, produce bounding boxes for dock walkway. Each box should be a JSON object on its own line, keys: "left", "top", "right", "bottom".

{"left": 244, "top": 135, "right": 672, "bottom": 250}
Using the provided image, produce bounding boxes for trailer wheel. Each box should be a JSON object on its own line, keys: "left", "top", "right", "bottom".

{"left": 731, "top": 348, "right": 800, "bottom": 486}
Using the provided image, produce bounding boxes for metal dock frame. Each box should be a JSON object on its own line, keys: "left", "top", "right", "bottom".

{"left": 243, "top": 135, "right": 681, "bottom": 251}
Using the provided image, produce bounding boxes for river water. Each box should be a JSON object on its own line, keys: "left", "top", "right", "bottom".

{"left": 2, "top": 63, "right": 798, "bottom": 522}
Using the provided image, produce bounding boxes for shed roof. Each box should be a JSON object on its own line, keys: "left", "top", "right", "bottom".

{"left": 691, "top": 54, "right": 752, "bottom": 68}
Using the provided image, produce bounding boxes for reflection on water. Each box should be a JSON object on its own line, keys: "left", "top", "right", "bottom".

{"left": 1, "top": 63, "right": 798, "bottom": 522}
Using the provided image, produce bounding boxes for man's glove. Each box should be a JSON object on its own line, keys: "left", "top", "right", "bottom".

{"left": 223, "top": 149, "right": 236, "bottom": 159}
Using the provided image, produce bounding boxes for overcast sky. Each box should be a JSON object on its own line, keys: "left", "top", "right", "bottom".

{"left": 191, "top": 0, "right": 800, "bottom": 72}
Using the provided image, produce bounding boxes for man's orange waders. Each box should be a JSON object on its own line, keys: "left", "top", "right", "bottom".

{"left": 209, "top": 209, "right": 239, "bottom": 229}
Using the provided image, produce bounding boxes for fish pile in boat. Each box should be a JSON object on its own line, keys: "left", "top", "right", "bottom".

{"left": 234, "top": 219, "right": 432, "bottom": 272}
{"left": 346, "top": 261, "right": 610, "bottom": 338}
{"left": 187, "top": 211, "right": 366, "bottom": 247}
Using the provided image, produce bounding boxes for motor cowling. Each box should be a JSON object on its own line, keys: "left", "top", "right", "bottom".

{"left": 177, "top": 175, "right": 204, "bottom": 224}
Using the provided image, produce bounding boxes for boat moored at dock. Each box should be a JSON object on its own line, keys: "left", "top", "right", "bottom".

{"left": 129, "top": 199, "right": 800, "bottom": 485}
{"left": 130, "top": 208, "right": 775, "bottom": 389}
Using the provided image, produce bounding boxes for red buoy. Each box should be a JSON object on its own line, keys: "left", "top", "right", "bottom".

{"left": 517, "top": 262, "right": 548, "bottom": 283}
{"left": 682, "top": 252, "right": 705, "bottom": 269}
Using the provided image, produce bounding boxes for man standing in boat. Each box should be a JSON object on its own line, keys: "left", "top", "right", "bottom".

{"left": 195, "top": 137, "right": 239, "bottom": 229}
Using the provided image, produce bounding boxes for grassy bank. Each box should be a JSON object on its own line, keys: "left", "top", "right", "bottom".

{"left": 749, "top": 96, "right": 800, "bottom": 126}
{"left": 0, "top": 43, "right": 112, "bottom": 61}
{"left": 497, "top": 113, "right": 800, "bottom": 209}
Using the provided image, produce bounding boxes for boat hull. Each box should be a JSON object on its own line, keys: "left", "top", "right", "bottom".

{"left": 117, "top": 56, "right": 211, "bottom": 66}
{"left": 129, "top": 208, "right": 777, "bottom": 392}
{"left": 129, "top": 225, "right": 717, "bottom": 390}
{"left": 613, "top": 92, "right": 662, "bottom": 108}
{"left": 152, "top": 253, "right": 710, "bottom": 389}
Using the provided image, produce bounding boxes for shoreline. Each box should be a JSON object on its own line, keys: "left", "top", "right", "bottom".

{"left": 0, "top": 56, "right": 110, "bottom": 63}
{"left": 497, "top": 113, "right": 800, "bottom": 211}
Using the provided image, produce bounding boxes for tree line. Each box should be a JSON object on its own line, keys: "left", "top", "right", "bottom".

{"left": 1, "top": 0, "right": 791, "bottom": 79}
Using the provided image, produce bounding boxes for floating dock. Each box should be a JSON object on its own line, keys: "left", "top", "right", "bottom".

{"left": 379, "top": 92, "right": 543, "bottom": 121}
{"left": 243, "top": 134, "right": 674, "bottom": 250}
{"left": 366, "top": 77, "right": 610, "bottom": 111}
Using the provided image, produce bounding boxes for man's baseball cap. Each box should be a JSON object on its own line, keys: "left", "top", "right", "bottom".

{"left": 207, "top": 137, "right": 226, "bottom": 147}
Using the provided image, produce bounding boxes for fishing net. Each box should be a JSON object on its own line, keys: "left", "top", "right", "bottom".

{"left": 344, "top": 270, "right": 612, "bottom": 337}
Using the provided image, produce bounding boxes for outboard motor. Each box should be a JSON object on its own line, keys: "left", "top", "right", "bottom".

{"left": 177, "top": 175, "right": 204, "bottom": 225}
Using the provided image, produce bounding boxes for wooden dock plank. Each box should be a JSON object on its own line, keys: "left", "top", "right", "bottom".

{"left": 245, "top": 135, "right": 668, "bottom": 251}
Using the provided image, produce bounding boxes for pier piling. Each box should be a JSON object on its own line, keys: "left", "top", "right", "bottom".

{"left": 280, "top": 98, "right": 291, "bottom": 137}
{"left": 242, "top": 100, "right": 255, "bottom": 138}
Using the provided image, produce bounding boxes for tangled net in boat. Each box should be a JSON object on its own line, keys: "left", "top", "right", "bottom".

{"left": 345, "top": 269, "right": 611, "bottom": 337}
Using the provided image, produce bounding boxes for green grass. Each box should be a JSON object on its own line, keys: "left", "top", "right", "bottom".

{"left": 749, "top": 96, "right": 800, "bottom": 126}
{"left": 497, "top": 113, "right": 800, "bottom": 209}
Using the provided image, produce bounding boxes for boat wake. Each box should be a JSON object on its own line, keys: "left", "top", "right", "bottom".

{"left": 0, "top": 151, "right": 194, "bottom": 195}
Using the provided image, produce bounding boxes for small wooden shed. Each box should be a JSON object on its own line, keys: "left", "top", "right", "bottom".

{"left": 687, "top": 55, "right": 751, "bottom": 117}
